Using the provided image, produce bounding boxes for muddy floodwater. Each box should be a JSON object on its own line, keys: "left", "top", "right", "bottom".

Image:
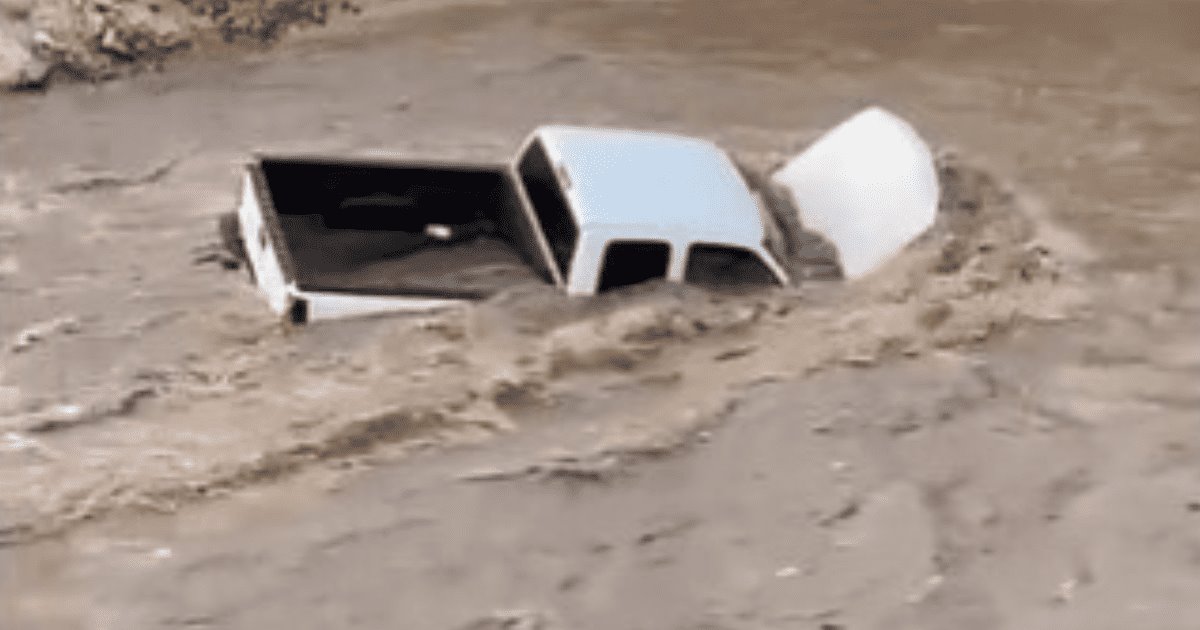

{"left": 1, "top": 1, "right": 1199, "bottom": 628}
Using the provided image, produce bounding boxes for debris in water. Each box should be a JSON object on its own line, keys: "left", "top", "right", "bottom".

{"left": 10, "top": 316, "right": 82, "bottom": 353}
{"left": 774, "top": 565, "right": 801, "bottom": 578}
{"left": 191, "top": 242, "right": 243, "bottom": 270}
{"left": 50, "top": 157, "right": 180, "bottom": 194}
{"left": 1052, "top": 577, "right": 1079, "bottom": 604}
{"left": 0, "top": 431, "right": 39, "bottom": 453}
{"left": 714, "top": 345, "right": 758, "bottom": 361}
{"left": 457, "top": 452, "right": 622, "bottom": 484}
{"left": 20, "top": 387, "right": 155, "bottom": 433}
{"left": 905, "top": 573, "right": 946, "bottom": 604}
{"left": 457, "top": 608, "right": 553, "bottom": 630}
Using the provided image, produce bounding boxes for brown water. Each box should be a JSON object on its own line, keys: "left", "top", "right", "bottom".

{"left": 1, "top": 0, "right": 1199, "bottom": 628}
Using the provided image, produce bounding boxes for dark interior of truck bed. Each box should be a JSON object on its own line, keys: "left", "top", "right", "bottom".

{"left": 258, "top": 158, "right": 552, "bottom": 298}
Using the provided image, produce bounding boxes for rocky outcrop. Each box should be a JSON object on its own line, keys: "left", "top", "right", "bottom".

{"left": 30, "top": 0, "right": 190, "bottom": 80}
{"left": 0, "top": 0, "right": 49, "bottom": 87}
{"left": 1, "top": 0, "right": 346, "bottom": 89}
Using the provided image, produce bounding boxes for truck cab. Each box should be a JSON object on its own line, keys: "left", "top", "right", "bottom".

{"left": 515, "top": 126, "right": 789, "bottom": 296}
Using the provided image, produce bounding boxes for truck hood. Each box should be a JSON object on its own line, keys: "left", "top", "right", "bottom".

{"left": 769, "top": 107, "right": 940, "bottom": 279}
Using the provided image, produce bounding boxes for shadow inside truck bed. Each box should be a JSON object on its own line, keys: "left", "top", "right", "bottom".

{"left": 259, "top": 159, "right": 552, "bottom": 298}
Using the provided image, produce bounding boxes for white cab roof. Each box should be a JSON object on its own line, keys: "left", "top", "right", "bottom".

{"left": 534, "top": 125, "right": 768, "bottom": 247}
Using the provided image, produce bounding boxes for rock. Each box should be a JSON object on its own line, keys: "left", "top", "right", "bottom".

{"left": 13, "top": 0, "right": 196, "bottom": 84}
{"left": 94, "top": 3, "right": 188, "bottom": 58}
{"left": 0, "top": 19, "right": 46, "bottom": 89}
{"left": 98, "top": 25, "right": 128, "bottom": 56}
{"left": 29, "top": 29, "right": 50, "bottom": 49}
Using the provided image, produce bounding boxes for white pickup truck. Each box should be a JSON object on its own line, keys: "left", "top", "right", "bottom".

{"left": 231, "top": 108, "right": 939, "bottom": 323}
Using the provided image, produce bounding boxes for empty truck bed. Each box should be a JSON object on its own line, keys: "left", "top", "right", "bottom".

{"left": 257, "top": 158, "right": 552, "bottom": 299}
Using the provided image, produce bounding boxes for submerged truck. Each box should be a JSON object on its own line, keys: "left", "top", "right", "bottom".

{"left": 231, "top": 108, "right": 939, "bottom": 323}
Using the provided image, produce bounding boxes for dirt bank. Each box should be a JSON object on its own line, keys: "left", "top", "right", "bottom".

{"left": 0, "top": 0, "right": 352, "bottom": 87}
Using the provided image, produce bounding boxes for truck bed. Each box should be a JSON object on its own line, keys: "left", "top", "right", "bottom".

{"left": 256, "top": 158, "right": 552, "bottom": 299}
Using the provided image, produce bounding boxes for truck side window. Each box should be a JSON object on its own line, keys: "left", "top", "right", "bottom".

{"left": 684, "top": 244, "right": 778, "bottom": 289}
{"left": 598, "top": 241, "right": 671, "bottom": 292}
{"left": 518, "top": 140, "right": 579, "bottom": 277}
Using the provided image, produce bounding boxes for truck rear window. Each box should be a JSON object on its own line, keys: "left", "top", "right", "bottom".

{"left": 518, "top": 140, "right": 578, "bottom": 277}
